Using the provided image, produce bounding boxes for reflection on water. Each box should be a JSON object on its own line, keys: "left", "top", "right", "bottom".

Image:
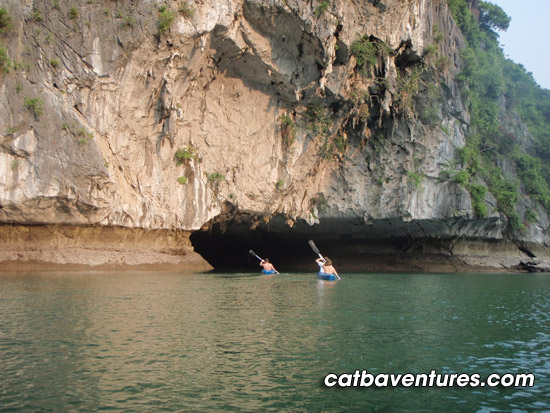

{"left": 1, "top": 272, "right": 549, "bottom": 411}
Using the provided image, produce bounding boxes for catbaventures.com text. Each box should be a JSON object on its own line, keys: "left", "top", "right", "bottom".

{"left": 324, "top": 370, "right": 535, "bottom": 388}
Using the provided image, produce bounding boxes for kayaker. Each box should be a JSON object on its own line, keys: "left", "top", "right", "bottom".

{"left": 316, "top": 257, "right": 325, "bottom": 272}
{"left": 260, "top": 258, "right": 278, "bottom": 273}
{"left": 316, "top": 257, "right": 338, "bottom": 276}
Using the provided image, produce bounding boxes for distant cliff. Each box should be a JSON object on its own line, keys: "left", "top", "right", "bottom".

{"left": 0, "top": 0, "right": 548, "bottom": 271}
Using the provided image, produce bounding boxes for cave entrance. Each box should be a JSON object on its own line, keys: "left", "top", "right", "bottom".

{"left": 189, "top": 213, "right": 402, "bottom": 272}
{"left": 190, "top": 218, "right": 315, "bottom": 272}
{"left": 189, "top": 213, "right": 468, "bottom": 273}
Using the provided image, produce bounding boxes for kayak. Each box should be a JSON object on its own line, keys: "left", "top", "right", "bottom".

{"left": 262, "top": 269, "right": 277, "bottom": 275}
{"left": 318, "top": 272, "right": 339, "bottom": 281}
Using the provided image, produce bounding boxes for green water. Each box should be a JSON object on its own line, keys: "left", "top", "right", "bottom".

{"left": 0, "top": 271, "right": 549, "bottom": 411}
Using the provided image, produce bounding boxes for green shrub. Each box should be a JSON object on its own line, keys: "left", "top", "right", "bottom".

{"left": 310, "top": 192, "right": 327, "bottom": 207}
{"left": 278, "top": 114, "right": 296, "bottom": 145}
{"left": 0, "top": 7, "right": 12, "bottom": 34}
{"left": 406, "top": 171, "right": 423, "bottom": 188}
{"left": 433, "top": 24, "right": 444, "bottom": 43}
{"left": 525, "top": 209, "right": 537, "bottom": 224}
{"left": 158, "top": 6, "right": 175, "bottom": 34}
{"left": 121, "top": 15, "right": 135, "bottom": 28}
{"left": 75, "top": 127, "right": 93, "bottom": 144}
{"left": 453, "top": 170, "right": 470, "bottom": 186}
{"left": 177, "top": 176, "right": 188, "bottom": 185}
{"left": 424, "top": 44, "right": 438, "bottom": 57}
{"left": 174, "top": 146, "right": 199, "bottom": 165}
{"left": 304, "top": 105, "right": 331, "bottom": 136}
{"left": 319, "top": 138, "right": 335, "bottom": 159}
{"left": 206, "top": 172, "right": 225, "bottom": 186}
{"left": 350, "top": 36, "right": 392, "bottom": 75}
{"left": 76, "top": 127, "right": 93, "bottom": 140}
{"left": 314, "top": 1, "right": 329, "bottom": 18}
{"left": 438, "top": 169, "right": 452, "bottom": 181}
{"left": 319, "top": 136, "right": 348, "bottom": 159}
{"left": 496, "top": 189, "right": 520, "bottom": 227}
{"left": 468, "top": 183, "right": 488, "bottom": 217}
{"left": 29, "top": 9, "right": 43, "bottom": 22}
{"left": 334, "top": 135, "right": 347, "bottom": 153}
{"left": 350, "top": 36, "right": 377, "bottom": 69}
{"left": 435, "top": 55, "right": 450, "bottom": 71}
{"left": 178, "top": 2, "right": 195, "bottom": 18}
{"left": 513, "top": 152, "right": 550, "bottom": 209}
{"left": 69, "top": 8, "right": 79, "bottom": 19}
{"left": 395, "top": 66, "right": 425, "bottom": 112}
{"left": 50, "top": 58, "right": 59, "bottom": 68}
{"left": 24, "top": 96, "right": 44, "bottom": 117}
{"left": 13, "top": 61, "right": 30, "bottom": 72}
{"left": 0, "top": 47, "right": 12, "bottom": 74}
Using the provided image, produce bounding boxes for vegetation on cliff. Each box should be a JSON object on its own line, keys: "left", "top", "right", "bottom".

{"left": 448, "top": 0, "right": 550, "bottom": 229}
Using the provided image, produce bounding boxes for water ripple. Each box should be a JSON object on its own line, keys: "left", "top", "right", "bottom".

{"left": 1, "top": 271, "right": 549, "bottom": 411}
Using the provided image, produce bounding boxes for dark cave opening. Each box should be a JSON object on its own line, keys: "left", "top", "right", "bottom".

{"left": 188, "top": 214, "right": 456, "bottom": 272}
{"left": 189, "top": 214, "right": 507, "bottom": 273}
{"left": 190, "top": 222, "right": 317, "bottom": 272}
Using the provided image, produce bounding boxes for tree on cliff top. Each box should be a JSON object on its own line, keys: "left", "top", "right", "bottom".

{"left": 479, "top": 1, "right": 511, "bottom": 32}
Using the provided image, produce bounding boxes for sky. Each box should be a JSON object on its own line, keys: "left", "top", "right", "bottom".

{"left": 491, "top": 0, "right": 550, "bottom": 90}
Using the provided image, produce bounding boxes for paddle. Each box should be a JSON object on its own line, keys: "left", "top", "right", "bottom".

{"left": 249, "top": 249, "right": 262, "bottom": 261}
{"left": 308, "top": 240, "right": 324, "bottom": 261}
{"left": 249, "top": 250, "right": 280, "bottom": 274}
{"left": 308, "top": 240, "right": 341, "bottom": 279}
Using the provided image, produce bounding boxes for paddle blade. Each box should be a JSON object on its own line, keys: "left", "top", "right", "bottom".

{"left": 308, "top": 240, "right": 320, "bottom": 256}
{"left": 249, "top": 250, "right": 262, "bottom": 261}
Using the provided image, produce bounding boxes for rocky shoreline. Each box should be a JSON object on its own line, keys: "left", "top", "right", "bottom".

{"left": 0, "top": 225, "right": 213, "bottom": 272}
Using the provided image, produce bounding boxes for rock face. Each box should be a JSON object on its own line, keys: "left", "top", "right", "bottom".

{"left": 0, "top": 224, "right": 212, "bottom": 271}
{"left": 0, "top": 0, "right": 548, "bottom": 270}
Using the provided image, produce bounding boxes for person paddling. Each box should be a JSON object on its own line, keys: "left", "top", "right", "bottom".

{"left": 316, "top": 256, "right": 338, "bottom": 277}
{"left": 260, "top": 258, "right": 278, "bottom": 274}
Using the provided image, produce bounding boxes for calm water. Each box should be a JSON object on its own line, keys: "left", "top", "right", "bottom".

{"left": 1, "top": 271, "right": 549, "bottom": 411}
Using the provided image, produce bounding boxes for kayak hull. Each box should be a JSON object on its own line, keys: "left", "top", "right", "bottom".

{"left": 317, "top": 272, "right": 338, "bottom": 281}
{"left": 262, "top": 269, "right": 277, "bottom": 275}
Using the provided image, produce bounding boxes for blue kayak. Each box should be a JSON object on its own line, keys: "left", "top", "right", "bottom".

{"left": 318, "top": 272, "right": 339, "bottom": 281}
{"left": 262, "top": 269, "right": 277, "bottom": 275}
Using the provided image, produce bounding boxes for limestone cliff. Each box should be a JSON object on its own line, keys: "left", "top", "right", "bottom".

{"left": 0, "top": 0, "right": 548, "bottom": 271}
